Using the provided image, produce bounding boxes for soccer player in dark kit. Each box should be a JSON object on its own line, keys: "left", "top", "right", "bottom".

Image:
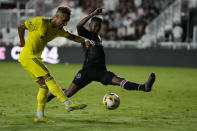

{"left": 47, "top": 8, "right": 156, "bottom": 102}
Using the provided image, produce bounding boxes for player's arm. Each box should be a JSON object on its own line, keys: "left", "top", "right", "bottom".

{"left": 76, "top": 8, "right": 103, "bottom": 29}
{"left": 18, "top": 23, "right": 27, "bottom": 47}
{"left": 66, "top": 33, "right": 93, "bottom": 48}
{"left": 67, "top": 33, "right": 85, "bottom": 43}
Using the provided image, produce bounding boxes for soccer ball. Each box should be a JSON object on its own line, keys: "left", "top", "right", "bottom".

{"left": 103, "top": 93, "right": 120, "bottom": 110}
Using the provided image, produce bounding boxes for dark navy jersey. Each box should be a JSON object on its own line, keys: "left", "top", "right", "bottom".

{"left": 77, "top": 26, "right": 106, "bottom": 70}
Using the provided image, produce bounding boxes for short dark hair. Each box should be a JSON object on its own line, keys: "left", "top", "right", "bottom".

{"left": 91, "top": 16, "right": 103, "bottom": 23}
{"left": 57, "top": 6, "right": 71, "bottom": 16}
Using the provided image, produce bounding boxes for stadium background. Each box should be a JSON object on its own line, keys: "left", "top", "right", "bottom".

{"left": 0, "top": 0, "right": 197, "bottom": 67}
{"left": 0, "top": 0, "right": 197, "bottom": 131}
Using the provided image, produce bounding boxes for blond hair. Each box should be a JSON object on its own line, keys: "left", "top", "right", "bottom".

{"left": 56, "top": 6, "right": 71, "bottom": 16}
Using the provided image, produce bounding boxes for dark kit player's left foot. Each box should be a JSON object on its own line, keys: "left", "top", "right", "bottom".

{"left": 47, "top": 88, "right": 66, "bottom": 102}
{"left": 144, "top": 72, "right": 156, "bottom": 92}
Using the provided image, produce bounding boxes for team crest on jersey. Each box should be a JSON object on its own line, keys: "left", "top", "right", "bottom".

{"left": 76, "top": 73, "right": 81, "bottom": 79}
{"left": 28, "top": 21, "right": 33, "bottom": 26}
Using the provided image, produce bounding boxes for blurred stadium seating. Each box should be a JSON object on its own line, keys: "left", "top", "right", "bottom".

{"left": 0, "top": 0, "right": 196, "bottom": 49}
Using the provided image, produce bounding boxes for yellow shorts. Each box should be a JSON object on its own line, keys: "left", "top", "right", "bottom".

{"left": 19, "top": 58, "right": 50, "bottom": 82}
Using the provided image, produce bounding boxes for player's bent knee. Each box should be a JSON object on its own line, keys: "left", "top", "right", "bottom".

{"left": 43, "top": 74, "right": 53, "bottom": 81}
{"left": 37, "top": 77, "right": 46, "bottom": 86}
{"left": 111, "top": 76, "right": 124, "bottom": 85}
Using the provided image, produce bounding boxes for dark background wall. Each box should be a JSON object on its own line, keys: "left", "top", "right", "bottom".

{"left": 59, "top": 47, "right": 197, "bottom": 68}
{"left": 1, "top": 46, "right": 197, "bottom": 68}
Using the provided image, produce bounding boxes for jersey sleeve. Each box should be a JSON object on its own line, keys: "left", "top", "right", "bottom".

{"left": 57, "top": 28, "right": 70, "bottom": 38}
{"left": 24, "top": 17, "right": 42, "bottom": 32}
{"left": 77, "top": 26, "right": 92, "bottom": 39}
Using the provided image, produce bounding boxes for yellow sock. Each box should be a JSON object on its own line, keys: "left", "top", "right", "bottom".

{"left": 37, "top": 86, "right": 48, "bottom": 111}
{"left": 45, "top": 77, "right": 68, "bottom": 103}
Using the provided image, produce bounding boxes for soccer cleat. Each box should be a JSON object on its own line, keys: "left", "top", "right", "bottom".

{"left": 47, "top": 88, "right": 66, "bottom": 102}
{"left": 34, "top": 117, "right": 54, "bottom": 123}
{"left": 65, "top": 103, "right": 87, "bottom": 112}
{"left": 144, "top": 72, "right": 156, "bottom": 92}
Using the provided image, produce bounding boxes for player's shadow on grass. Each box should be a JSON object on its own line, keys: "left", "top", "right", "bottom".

{"left": 57, "top": 118, "right": 130, "bottom": 125}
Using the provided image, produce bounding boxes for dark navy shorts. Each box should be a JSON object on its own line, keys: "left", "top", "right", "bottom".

{"left": 72, "top": 68, "right": 116, "bottom": 89}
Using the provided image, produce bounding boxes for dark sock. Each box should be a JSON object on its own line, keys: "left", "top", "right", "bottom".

{"left": 120, "top": 79, "right": 145, "bottom": 91}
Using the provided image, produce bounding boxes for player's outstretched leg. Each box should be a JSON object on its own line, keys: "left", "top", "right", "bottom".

{"left": 47, "top": 83, "right": 81, "bottom": 102}
{"left": 111, "top": 72, "right": 155, "bottom": 92}
{"left": 45, "top": 75, "right": 87, "bottom": 112}
{"left": 143, "top": 72, "right": 156, "bottom": 92}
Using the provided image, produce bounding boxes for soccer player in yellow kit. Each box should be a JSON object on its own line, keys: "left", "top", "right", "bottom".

{"left": 18, "top": 6, "right": 91, "bottom": 123}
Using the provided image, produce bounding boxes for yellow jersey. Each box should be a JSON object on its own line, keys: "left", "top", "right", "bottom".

{"left": 19, "top": 17, "right": 70, "bottom": 61}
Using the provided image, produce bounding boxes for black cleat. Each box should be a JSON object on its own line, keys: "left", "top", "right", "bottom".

{"left": 144, "top": 73, "right": 156, "bottom": 92}
{"left": 47, "top": 88, "right": 66, "bottom": 102}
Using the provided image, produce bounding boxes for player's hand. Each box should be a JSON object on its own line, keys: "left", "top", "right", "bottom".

{"left": 85, "top": 39, "right": 95, "bottom": 48}
{"left": 92, "top": 8, "right": 103, "bottom": 15}
{"left": 18, "top": 41, "right": 25, "bottom": 47}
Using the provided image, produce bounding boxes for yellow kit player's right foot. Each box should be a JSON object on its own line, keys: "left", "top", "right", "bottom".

{"left": 34, "top": 117, "right": 54, "bottom": 123}
{"left": 65, "top": 103, "right": 87, "bottom": 112}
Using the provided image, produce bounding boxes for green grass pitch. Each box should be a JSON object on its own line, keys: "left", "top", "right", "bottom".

{"left": 0, "top": 62, "right": 197, "bottom": 131}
